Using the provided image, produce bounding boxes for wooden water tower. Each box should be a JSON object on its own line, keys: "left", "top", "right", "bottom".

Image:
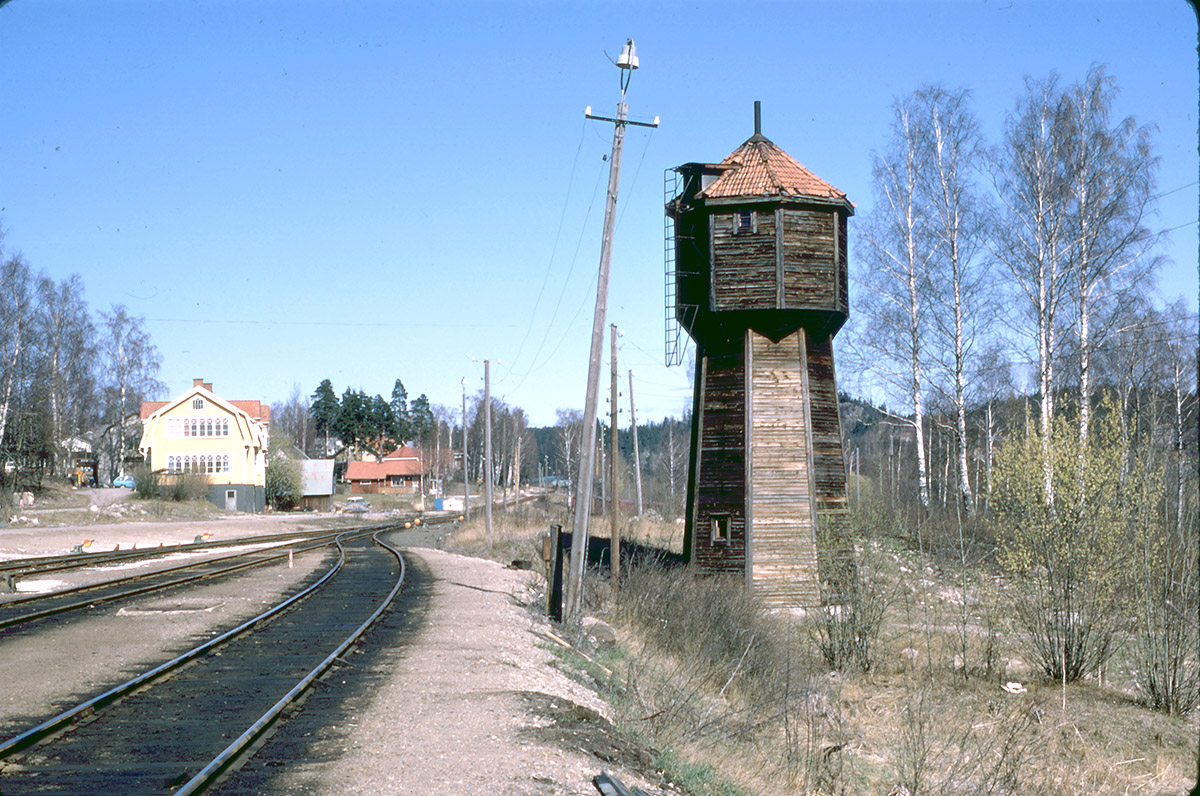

{"left": 665, "top": 103, "right": 854, "bottom": 607}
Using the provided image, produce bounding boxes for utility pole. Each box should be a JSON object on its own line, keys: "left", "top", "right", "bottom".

{"left": 566, "top": 39, "right": 657, "bottom": 622}
{"left": 610, "top": 324, "right": 620, "bottom": 596}
{"left": 462, "top": 378, "right": 470, "bottom": 520}
{"left": 598, "top": 419, "right": 606, "bottom": 510}
{"left": 514, "top": 432, "right": 522, "bottom": 509}
{"left": 628, "top": 369, "right": 643, "bottom": 517}
{"left": 484, "top": 359, "right": 493, "bottom": 539}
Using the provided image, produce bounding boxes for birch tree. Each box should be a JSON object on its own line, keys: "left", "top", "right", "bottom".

{"left": 1161, "top": 299, "right": 1197, "bottom": 536}
{"left": 271, "top": 384, "right": 313, "bottom": 456}
{"left": 555, "top": 408, "right": 584, "bottom": 505}
{"left": 97, "top": 305, "right": 164, "bottom": 481}
{"left": 855, "top": 94, "right": 934, "bottom": 510}
{"left": 918, "top": 85, "right": 993, "bottom": 517}
{"left": 990, "top": 73, "right": 1074, "bottom": 507}
{"left": 0, "top": 254, "right": 35, "bottom": 456}
{"left": 33, "top": 274, "right": 96, "bottom": 474}
{"left": 1060, "top": 65, "right": 1161, "bottom": 456}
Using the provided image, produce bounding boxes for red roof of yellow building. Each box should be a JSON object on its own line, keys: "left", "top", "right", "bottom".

{"left": 140, "top": 379, "right": 270, "bottom": 423}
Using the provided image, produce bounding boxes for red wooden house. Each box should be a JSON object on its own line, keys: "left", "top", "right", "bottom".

{"left": 344, "top": 446, "right": 427, "bottom": 494}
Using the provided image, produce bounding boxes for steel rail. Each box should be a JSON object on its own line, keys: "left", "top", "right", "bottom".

{"left": 2, "top": 513, "right": 454, "bottom": 624}
{"left": 0, "top": 528, "right": 380, "bottom": 631}
{"left": 173, "top": 530, "right": 407, "bottom": 794}
{"left": 0, "top": 531, "right": 343, "bottom": 607}
{"left": 0, "top": 527, "right": 337, "bottom": 577}
{"left": 0, "top": 530, "right": 363, "bottom": 759}
{"left": 0, "top": 520, "right": 412, "bottom": 581}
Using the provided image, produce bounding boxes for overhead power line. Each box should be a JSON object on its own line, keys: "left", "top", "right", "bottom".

{"left": 146, "top": 317, "right": 511, "bottom": 328}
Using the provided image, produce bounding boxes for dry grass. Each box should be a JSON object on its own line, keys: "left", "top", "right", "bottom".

{"left": 442, "top": 498, "right": 564, "bottom": 566}
{"left": 15, "top": 479, "right": 90, "bottom": 509}
{"left": 622, "top": 513, "right": 687, "bottom": 556}
{"left": 440, "top": 507, "right": 1199, "bottom": 795}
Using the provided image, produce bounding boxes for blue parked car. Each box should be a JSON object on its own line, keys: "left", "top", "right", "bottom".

{"left": 113, "top": 475, "right": 136, "bottom": 489}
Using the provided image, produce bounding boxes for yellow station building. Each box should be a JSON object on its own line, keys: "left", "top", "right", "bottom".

{"left": 138, "top": 379, "right": 270, "bottom": 512}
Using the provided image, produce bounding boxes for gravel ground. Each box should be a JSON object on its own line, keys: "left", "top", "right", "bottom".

{"left": 0, "top": 517, "right": 670, "bottom": 795}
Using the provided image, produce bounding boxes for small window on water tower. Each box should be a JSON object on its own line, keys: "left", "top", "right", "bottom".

{"left": 736, "top": 209, "right": 755, "bottom": 234}
{"left": 711, "top": 514, "right": 730, "bottom": 545}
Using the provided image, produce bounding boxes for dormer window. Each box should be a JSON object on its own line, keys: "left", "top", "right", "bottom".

{"left": 736, "top": 209, "right": 755, "bottom": 234}
{"left": 192, "top": 398, "right": 204, "bottom": 410}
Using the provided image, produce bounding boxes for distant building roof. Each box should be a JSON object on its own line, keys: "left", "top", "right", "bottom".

{"left": 382, "top": 445, "right": 422, "bottom": 462}
{"left": 140, "top": 379, "right": 270, "bottom": 423}
{"left": 700, "top": 134, "right": 851, "bottom": 208}
{"left": 345, "top": 456, "right": 426, "bottom": 481}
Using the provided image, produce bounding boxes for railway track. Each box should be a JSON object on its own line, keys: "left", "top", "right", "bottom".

{"left": 0, "top": 527, "right": 377, "bottom": 632}
{"left": 0, "top": 528, "right": 411, "bottom": 795}
{"left": 0, "top": 527, "right": 341, "bottom": 584}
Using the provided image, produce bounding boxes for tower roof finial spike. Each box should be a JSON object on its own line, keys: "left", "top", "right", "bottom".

{"left": 754, "top": 100, "right": 761, "bottom": 136}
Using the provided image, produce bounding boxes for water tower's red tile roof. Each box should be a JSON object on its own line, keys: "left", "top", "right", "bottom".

{"left": 701, "top": 135, "right": 849, "bottom": 205}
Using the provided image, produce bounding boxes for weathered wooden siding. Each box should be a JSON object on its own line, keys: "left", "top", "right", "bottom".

{"left": 805, "top": 336, "right": 848, "bottom": 515}
{"left": 712, "top": 211, "right": 777, "bottom": 311}
{"left": 806, "top": 335, "right": 856, "bottom": 601}
{"left": 780, "top": 208, "right": 837, "bottom": 311}
{"left": 747, "top": 330, "right": 822, "bottom": 607}
{"left": 691, "top": 337, "right": 748, "bottom": 575}
{"left": 836, "top": 212, "right": 849, "bottom": 316}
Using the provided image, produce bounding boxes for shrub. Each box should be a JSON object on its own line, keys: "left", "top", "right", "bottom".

{"left": 808, "top": 568, "right": 889, "bottom": 674}
{"left": 167, "top": 472, "right": 211, "bottom": 502}
{"left": 132, "top": 465, "right": 159, "bottom": 499}
{"left": 265, "top": 454, "right": 303, "bottom": 510}
{"left": 616, "top": 563, "right": 785, "bottom": 692}
{"left": 1132, "top": 518, "right": 1200, "bottom": 714}
{"left": 993, "top": 406, "right": 1134, "bottom": 682}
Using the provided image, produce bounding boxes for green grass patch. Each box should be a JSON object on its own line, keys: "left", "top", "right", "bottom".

{"left": 652, "top": 749, "right": 755, "bottom": 796}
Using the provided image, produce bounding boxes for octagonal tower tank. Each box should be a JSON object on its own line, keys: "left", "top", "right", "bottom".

{"left": 665, "top": 103, "right": 855, "bottom": 608}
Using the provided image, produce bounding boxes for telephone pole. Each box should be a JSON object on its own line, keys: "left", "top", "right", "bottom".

{"left": 609, "top": 324, "right": 620, "bottom": 596}
{"left": 484, "top": 359, "right": 493, "bottom": 539}
{"left": 513, "top": 433, "right": 522, "bottom": 509}
{"left": 629, "top": 369, "right": 643, "bottom": 516}
{"left": 461, "top": 378, "right": 470, "bottom": 520}
{"left": 565, "top": 39, "right": 657, "bottom": 621}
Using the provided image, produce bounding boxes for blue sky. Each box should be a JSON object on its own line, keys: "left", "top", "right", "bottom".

{"left": 2, "top": 1, "right": 1196, "bottom": 427}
